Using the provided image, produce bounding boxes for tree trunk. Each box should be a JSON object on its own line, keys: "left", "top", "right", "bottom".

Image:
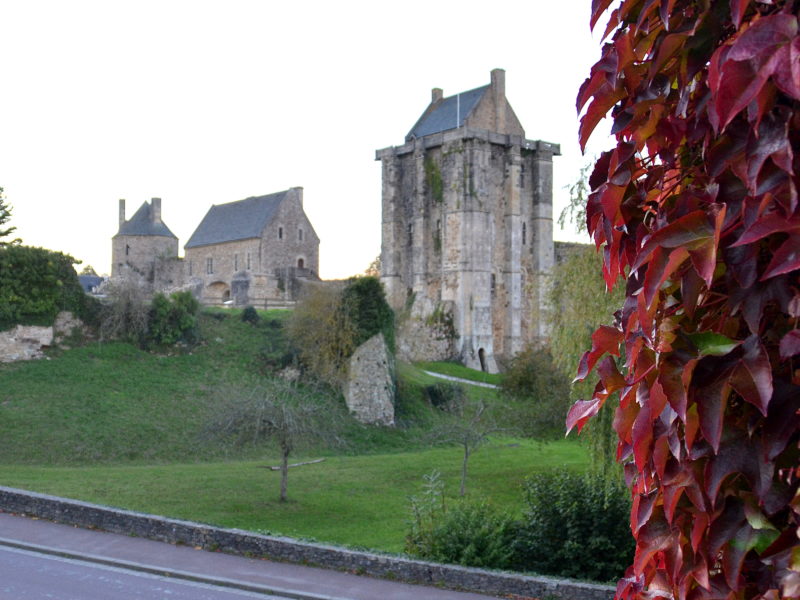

{"left": 279, "top": 448, "right": 290, "bottom": 502}
{"left": 460, "top": 447, "right": 470, "bottom": 497}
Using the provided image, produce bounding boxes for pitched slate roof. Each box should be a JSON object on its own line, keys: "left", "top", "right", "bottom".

{"left": 185, "top": 191, "right": 288, "bottom": 249}
{"left": 407, "top": 85, "right": 489, "bottom": 140}
{"left": 115, "top": 201, "right": 177, "bottom": 238}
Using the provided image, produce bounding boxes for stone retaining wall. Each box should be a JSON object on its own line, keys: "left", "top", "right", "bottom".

{"left": 0, "top": 486, "right": 614, "bottom": 600}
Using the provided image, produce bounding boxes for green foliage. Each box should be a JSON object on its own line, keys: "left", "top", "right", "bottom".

{"left": 500, "top": 347, "right": 571, "bottom": 440}
{"left": 422, "top": 382, "right": 465, "bottom": 410}
{"left": 514, "top": 471, "right": 634, "bottom": 582}
{"left": 0, "top": 245, "right": 89, "bottom": 329}
{"left": 147, "top": 291, "right": 199, "bottom": 347}
{"left": 405, "top": 471, "right": 517, "bottom": 569}
{"left": 548, "top": 246, "right": 623, "bottom": 475}
{"left": 423, "top": 157, "right": 443, "bottom": 203}
{"left": 241, "top": 305, "right": 260, "bottom": 325}
{"left": 423, "top": 303, "right": 456, "bottom": 341}
{"left": 0, "top": 187, "right": 19, "bottom": 245}
{"left": 341, "top": 276, "right": 395, "bottom": 351}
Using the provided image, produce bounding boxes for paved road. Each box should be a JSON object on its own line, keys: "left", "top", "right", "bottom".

{"left": 0, "top": 512, "right": 497, "bottom": 599}
{"left": 0, "top": 545, "right": 290, "bottom": 600}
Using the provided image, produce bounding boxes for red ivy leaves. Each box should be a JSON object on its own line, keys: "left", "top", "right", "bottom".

{"left": 571, "top": 1, "right": 800, "bottom": 599}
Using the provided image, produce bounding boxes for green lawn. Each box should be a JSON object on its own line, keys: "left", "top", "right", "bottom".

{"left": 416, "top": 361, "right": 503, "bottom": 386}
{"left": 0, "top": 439, "right": 588, "bottom": 552}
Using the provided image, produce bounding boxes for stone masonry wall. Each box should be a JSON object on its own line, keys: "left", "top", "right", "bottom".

{"left": 0, "top": 486, "right": 614, "bottom": 600}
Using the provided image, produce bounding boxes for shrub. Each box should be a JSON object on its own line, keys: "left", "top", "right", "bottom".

{"left": 405, "top": 471, "right": 517, "bottom": 569}
{"left": 422, "top": 382, "right": 465, "bottom": 410}
{"left": 241, "top": 305, "right": 259, "bottom": 325}
{"left": 0, "top": 245, "right": 88, "bottom": 329}
{"left": 147, "top": 291, "right": 200, "bottom": 346}
{"left": 99, "top": 277, "right": 151, "bottom": 343}
{"left": 500, "top": 347, "right": 572, "bottom": 439}
{"left": 513, "top": 471, "right": 633, "bottom": 582}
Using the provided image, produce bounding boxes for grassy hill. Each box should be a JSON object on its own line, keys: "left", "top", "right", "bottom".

{"left": 0, "top": 308, "right": 589, "bottom": 552}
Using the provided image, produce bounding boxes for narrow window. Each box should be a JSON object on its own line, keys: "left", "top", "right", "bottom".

{"left": 246, "top": 252, "right": 251, "bottom": 270}
{"left": 299, "top": 228, "right": 303, "bottom": 241}
{"left": 206, "top": 257, "right": 213, "bottom": 274}
{"left": 490, "top": 273, "right": 496, "bottom": 295}
{"left": 125, "top": 244, "right": 130, "bottom": 256}
{"left": 522, "top": 222, "right": 527, "bottom": 245}
{"left": 407, "top": 223, "right": 413, "bottom": 245}
{"left": 278, "top": 227, "right": 283, "bottom": 240}
{"left": 234, "top": 254, "right": 238, "bottom": 271}
{"left": 188, "top": 261, "right": 192, "bottom": 276}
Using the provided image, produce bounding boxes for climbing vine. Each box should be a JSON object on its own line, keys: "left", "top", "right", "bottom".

{"left": 568, "top": 1, "right": 800, "bottom": 599}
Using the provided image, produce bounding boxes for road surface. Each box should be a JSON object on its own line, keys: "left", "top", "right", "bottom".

{"left": 0, "top": 544, "right": 290, "bottom": 600}
{"left": 0, "top": 512, "right": 497, "bottom": 599}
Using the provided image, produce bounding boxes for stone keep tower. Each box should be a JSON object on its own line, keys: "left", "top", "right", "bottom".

{"left": 112, "top": 198, "right": 179, "bottom": 281}
{"left": 376, "top": 69, "right": 560, "bottom": 372}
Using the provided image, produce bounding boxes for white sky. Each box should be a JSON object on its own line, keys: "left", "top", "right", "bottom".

{"left": 0, "top": 1, "right": 613, "bottom": 279}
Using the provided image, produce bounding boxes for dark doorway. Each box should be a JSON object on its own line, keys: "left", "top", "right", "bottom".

{"left": 297, "top": 258, "right": 304, "bottom": 269}
{"left": 478, "top": 348, "right": 487, "bottom": 372}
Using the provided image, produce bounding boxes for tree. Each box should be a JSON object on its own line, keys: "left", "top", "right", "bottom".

{"left": 570, "top": 2, "right": 800, "bottom": 599}
{"left": 99, "top": 277, "right": 151, "bottom": 343}
{"left": 211, "top": 379, "right": 344, "bottom": 502}
{"left": 429, "top": 396, "right": 503, "bottom": 496}
{"left": 0, "top": 187, "right": 20, "bottom": 245}
{"left": 364, "top": 255, "right": 381, "bottom": 277}
{"left": 79, "top": 265, "right": 98, "bottom": 276}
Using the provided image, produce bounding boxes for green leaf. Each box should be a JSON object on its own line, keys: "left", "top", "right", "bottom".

{"left": 687, "top": 332, "right": 740, "bottom": 356}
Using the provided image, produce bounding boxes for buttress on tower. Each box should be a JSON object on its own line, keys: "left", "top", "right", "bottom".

{"left": 376, "top": 69, "right": 560, "bottom": 373}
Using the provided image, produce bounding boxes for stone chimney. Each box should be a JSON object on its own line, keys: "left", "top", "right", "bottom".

{"left": 151, "top": 197, "right": 161, "bottom": 223}
{"left": 431, "top": 88, "right": 443, "bottom": 103}
{"left": 118, "top": 199, "right": 126, "bottom": 227}
{"left": 291, "top": 187, "right": 304, "bottom": 207}
{"left": 490, "top": 68, "right": 506, "bottom": 132}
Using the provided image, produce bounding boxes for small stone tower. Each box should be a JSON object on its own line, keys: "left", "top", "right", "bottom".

{"left": 111, "top": 198, "right": 179, "bottom": 281}
{"left": 376, "top": 69, "right": 560, "bottom": 372}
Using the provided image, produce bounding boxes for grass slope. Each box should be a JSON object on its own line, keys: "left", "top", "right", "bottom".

{"left": 0, "top": 439, "right": 588, "bottom": 552}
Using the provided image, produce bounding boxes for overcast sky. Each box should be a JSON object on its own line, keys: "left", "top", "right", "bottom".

{"left": 0, "top": 1, "right": 612, "bottom": 279}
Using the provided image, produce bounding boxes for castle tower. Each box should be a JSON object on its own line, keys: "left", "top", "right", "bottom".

{"left": 111, "top": 197, "right": 179, "bottom": 281}
{"left": 376, "top": 69, "right": 560, "bottom": 372}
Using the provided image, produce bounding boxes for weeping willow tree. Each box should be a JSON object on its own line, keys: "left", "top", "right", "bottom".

{"left": 550, "top": 178, "right": 624, "bottom": 480}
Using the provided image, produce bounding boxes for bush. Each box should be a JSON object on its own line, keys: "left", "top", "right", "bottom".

{"left": 147, "top": 291, "right": 200, "bottom": 346}
{"left": 422, "top": 382, "right": 465, "bottom": 410}
{"left": 514, "top": 471, "right": 634, "bottom": 582}
{"left": 405, "top": 471, "right": 517, "bottom": 569}
{"left": 241, "top": 306, "right": 259, "bottom": 325}
{"left": 0, "top": 245, "right": 88, "bottom": 329}
{"left": 341, "top": 276, "right": 395, "bottom": 351}
{"left": 500, "top": 347, "right": 572, "bottom": 439}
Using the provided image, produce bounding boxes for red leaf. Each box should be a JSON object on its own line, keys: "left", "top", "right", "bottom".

{"left": 658, "top": 358, "right": 688, "bottom": 422}
{"left": 644, "top": 246, "right": 690, "bottom": 308}
{"left": 634, "top": 508, "right": 673, "bottom": 575}
{"left": 779, "top": 330, "right": 800, "bottom": 360}
{"left": 732, "top": 212, "right": 800, "bottom": 247}
{"left": 633, "top": 211, "right": 713, "bottom": 272}
{"left": 685, "top": 403, "right": 700, "bottom": 452}
{"left": 653, "top": 434, "right": 670, "bottom": 479}
{"left": 745, "top": 110, "right": 794, "bottom": 193}
{"left": 663, "top": 483, "right": 684, "bottom": 524}
{"left": 649, "top": 33, "right": 688, "bottom": 79}
{"left": 761, "top": 234, "right": 800, "bottom": 280}
{"left": 575, "top": 325, "right": 624, "bottom": 381}
{"left": 727, "top": 14, "right": 798, "bottom": 63}
{"left": 773, "top": 37, "right": 800, "bottom": 100}
{"left": 729, "top": 335, "right": 773, "bottom": 416}
{"left": 590, "top": 0, "right": 615, "bottom": 31}
{"left": 632, "top": 401, "right": 653, "bottom": 471}
{"left": 566, "top": 398, "right": 603, "bottom": 435}
{"left": 579, "top": 84, "right": 626, "bottom": 152}
{"left": 634, "top": 490, "right": 658, "bottom": 534}
{"left": 691, "top": 511, "right": 709, "bottom": 553}
{"left": 650, "top": 379, "right": 669, "bottom": 421}
{"left": 730, "top": 0, "right": 751, "bottom": 29}
{"left": 614, "top": 394, "right": 640, "bottom": 443}
{"left": 598, "top": 355, "right": 626, "bottom": 393}
{"left": 715, "top": 56, "right": 770, "bottom": 131}
{"left": 696, "top": 377, "right": 731, "bottom": 453}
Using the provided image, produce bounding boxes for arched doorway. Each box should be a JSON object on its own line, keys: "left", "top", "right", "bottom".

{"left": 297, "top": 258, "right": 304, "bottom": 269}
{"left": 478, "top": 348, "right": 487, "bottom": 372}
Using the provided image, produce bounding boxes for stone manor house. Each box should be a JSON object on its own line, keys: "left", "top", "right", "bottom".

{"left": 377, "top": 69, "right": 572, "bottom": 373}
{"left": 112, "top": 188, "right": 320, "bottom": 306}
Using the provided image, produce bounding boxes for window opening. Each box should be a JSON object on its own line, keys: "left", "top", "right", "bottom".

{"left": 522, "top": 222, "right": 527, "bottom": 245}
{"left": 297, "top": 258, "right": 304, "bottom": 269}
{"left": 206, "top": 258, "right": 213, "bottom": 274}
{"left": 278, "top": 227, "right": 283, "bottom": 240}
